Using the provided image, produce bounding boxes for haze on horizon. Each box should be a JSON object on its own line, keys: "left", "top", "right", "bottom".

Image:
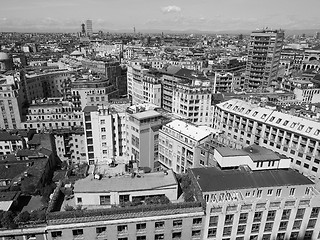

{"left": 1, "top": 0, "right": 320, "bottom": 33}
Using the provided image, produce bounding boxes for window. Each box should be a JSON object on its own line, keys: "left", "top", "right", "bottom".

{"left": 239, "top": 213, "right": 248, "bottom": 224}
{"left": 172, "top": 232, "right": 181, "bottom": 239}
{"left": 155, "top": 221, "right": 164, "bottom": 229}
{"left": 310, "top": 207, "right": 320, "bottom": 218}
{"left": 276, "top": 233, "right": 285, "bottom": 240}
{"left": 137, "top": 236, "right": 146, "bottom": 240}
{"left": 269, "top": 116, "right": 275, "bottom": 122}
{"left": 257, "top": 190, "right": 262, "bottom": 198}
{"left": 267, "top": 210, "right": 276, "bottom": 221}
{"left": 100, "top": 120, "right": 105, "bottom": 124}
{"left": 276, "top": 189, "right": 282, "bottom": 197}
{"left": 119, "top": 195, "right": 130, "bottom": 204}
{"left": 279, "top": 221, "right": 288, "bottom": 231}
{"left": 290, "top": 122, "right": 297, "bottom": 128}
{"left": 282, "top": 209, "right": 291, "bottom": 220}
{"left": 225, "top": 214, "right": 234, "bottom": 225}
{"left": 117, "top": 225, "right": 128, "bottom": 233}
{"left": 207, "top": 228, "right": 216, "bottom": 238}
{"left": 276, "top": 118, "right": 282, "bottom": 124}
{"left": 283, "top": 120, "right": 289, "bottom": 126}
{"left": 173, "top": 220, "right": 182, "bottom": 228}
{"left": 304, "top": 230, "right": 313, "bottom": 240}
{"left": 209, "top": 216, "right": 218, "bottom": 227}
{"left": 100, "top": 195, "right": 110, "bottom": 205}
{"left": 245, "top": 191, "right": 250, "bottom": 197}
{"left": 262, "top": 234, "right": 271, "bottom": 240}
{"left": 72, "top": 229, "right": 83, "bottom": 236}
{"left": 267, "top": 189, "right": 273, "bottom": 195}
{"left": 192, "top": 230, "right": 201, "bottom": 237}
{"left": 298, "top": 124, "right": 304, "bottom": 131}
{"left": 96, "top": 227, "right": 106, "bottom": 234}
{"left": 289, "top": 188, "right": 295, "bottom": 196}
{"left": 264, "top": 222, "right": 273, "bottom": 232}
{"left": 154, "top": 234, "right": 164, "bottom": 240}
{"left": 290, "top": 232, "right": 299, "bottom": 240}
{"left": 296, "top": 208, "right": 305, "bottom": 219}
{"left": 237, "top": 225, "right": 246, "bottom": 234}
{"left": 292, "top": 220, "right": 302, "bottom": 230}
{"left": 223, "top": 226, "right": 232, "bottom": 236}
{"left": 101, "top": 127, "right": 106, "bottom": 132}
{"left": 193, "top": 218, "right": 202, "bottom": 225}
{"left": 136, "top": 223, "right": 146, "bottom": 232}
{"left": 251, "top": 223, "right": 260, "bottom": 233}
{"left": 307, "top": 219, "right": 317, "bottom": 229}
{"left": 253, "top": 212, "right": 262, "bottom": 222}
{"left": 51, "top": 231, "right": 62, "bottom": 238}
{"left": 77, "top": 197, "right": 82, "bottom": 204}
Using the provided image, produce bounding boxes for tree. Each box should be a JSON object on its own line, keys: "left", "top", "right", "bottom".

{"left": 64, "top": 204, "right": 75, "bottom": 211}
{"left": 15, "top": 211, "right": 30, "bottom": 223}
{"left": 1, "top": 211, "right": 17, "bottom": 229}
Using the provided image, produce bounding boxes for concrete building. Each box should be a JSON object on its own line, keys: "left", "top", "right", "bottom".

{"left": 282, "top": 78, "right": 320, "bottom": 104}
{"left": 53, "top": 128, "right": 86, "bottom": 164}
{"left": 0, "top": 130, "right": 24, "bottom": 155}
{"left": 172, "top": 80, "right": 214, "bottom": 127}
{"left": 0, "top": 73, "right": 24, "bottom": 129}
{"left": 214, "top": 99, "right": 320, "bottom": 179}
{"left": 22, "top": 68, "right": 74, "bottom": 103}
{"left": 190, "top": 167, "right": 320, "bottom": 240}
{"left": 70, "top": 74, "right": 119, "bottom": 111}
{"left": 83, "top": 105, "right": 127, "bottom": 165}
{"left": 245, "top": 29, "right": 284, "bottom": 89}
{"left": 158, "top": 120, "right": 214, "bottom": 173}
{"left": 85, "top": 20, "right": 93, "bottom": 36}
{"left": 213, "top": 72, "right": 235, "bottom": 93}
{"left": 22, "top": 98, "right": 83, "bottom": 131}
{"left": 73, "top": 169, "right": 178, "bottom": 206}
{"left": 0, "top": 52, "right": 13, "bottom": 72}
{"left": 125, "top": 104, "right": 165, "bottom": 170}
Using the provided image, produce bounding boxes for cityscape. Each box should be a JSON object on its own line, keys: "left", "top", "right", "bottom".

{"left": 1, "top": 1, "right": 320, "bottom": 240}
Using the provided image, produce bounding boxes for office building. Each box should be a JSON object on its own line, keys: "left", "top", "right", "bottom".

{"left": 190, "top": 167, "right": 320, "bottom": 240}
{"left": 214, "top": 99, "right": 320, "bottom": 179}
{"left": 158, "top": 120, "right": 214, "bottom": 173}
{"left": 245, "top": 29, "right": 284, "bottom": 89}
{"left": 85, "top": 20, "right": 93, "bottom": 36}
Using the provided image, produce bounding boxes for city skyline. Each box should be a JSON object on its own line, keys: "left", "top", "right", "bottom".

{"left": 1, "top": 0, "right": 320, "bottom": 33}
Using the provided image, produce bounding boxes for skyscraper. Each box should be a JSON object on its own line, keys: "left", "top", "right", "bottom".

{"left": 245, "top": 29, "right": 284, "bottom": 90}
{"left": 85, "top": 19, "right": 93, "bottom": 36}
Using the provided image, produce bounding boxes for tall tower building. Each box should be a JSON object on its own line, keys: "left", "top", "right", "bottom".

{"left": 85, "top": 19, "right": 93, "bottom": 36}
{"left": 245, "top": 29, "right": 284, "bottom": 90}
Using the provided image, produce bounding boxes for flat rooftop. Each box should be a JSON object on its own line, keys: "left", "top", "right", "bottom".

{"left": 190, "top": 167, "right": 314, "bottom": 192}
{"left": 131, "top": 110, "right": 161, "bottom": 121}
{"left": 165, "top": 119, "right": 212, "bottom": 141}
{"left": 74, "top": 170, "right": 177, "bottom": 193}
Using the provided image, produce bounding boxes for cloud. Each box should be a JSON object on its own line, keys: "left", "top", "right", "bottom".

{"left": 161, "top": 5, "right": 181, "bottom": 13}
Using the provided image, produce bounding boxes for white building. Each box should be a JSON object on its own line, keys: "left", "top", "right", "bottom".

{"left": 158, "top": 120, "right": 214, "bottom": 173}
{"left": 214, "top": 99, "right": 320, "bottom": 180}
{"left": 83, "top": 105, "right": 127, "bottom": 165}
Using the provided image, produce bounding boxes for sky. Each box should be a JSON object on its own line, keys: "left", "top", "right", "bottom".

{"left": 0, "top": 0, "right": 320, "bottom": 32}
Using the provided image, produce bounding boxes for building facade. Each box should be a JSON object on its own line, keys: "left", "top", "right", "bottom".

{"left": 245, "top": 29, "right": 284, "bottom": 89}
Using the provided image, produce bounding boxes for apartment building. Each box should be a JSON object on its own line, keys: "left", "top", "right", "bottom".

{"left": 245, "top": 29, "right": 284, "bottom": 89}
{"left": 172, "top": 81, "right": 214, "bottom": 127}
{"left": 22, "top": 68, "right": 74, "bottom": 103}
{"left": 213, "top": 72, "right": 235, "bottom": 93}
{"left": 125, "top": 105, "right": 165, "bottom": 170}
{"left": 0, "top": 73, "right": 24, "bottom": 129}
{"left": 214, "top": 99, "right": 320, "bottom": 179}
{"left": 53, "top": 128, "right": 86, "bottom": 164}
{"left": 128, "top": 63, "right": 162, "bottom": 107}
{"left": 83, "top": 105, "right": 127, "bottom": 165}
{"left": 190, "top": 167, "right": 320, "bottom": 240}
{"left": 158, "top": 120, "right": 214, "bottom": 173}
{"left": 282, "top": 78, "right": 320, "bottom": 104}
{"left": 0, "top": 130, "right": 24, "bottom": 155}
{"left": 70, "top": 74, "right": 119, "bottom": 111}
{"left": 22, "top": 98, "right": 83, "bottom": 131}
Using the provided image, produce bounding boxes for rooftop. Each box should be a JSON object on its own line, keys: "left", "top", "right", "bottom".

{"left": 190, "top": 167, "right": 313, "bottom": 192}
{"left": 74, "top": 170, "right": 177, "bottom": 193}
{"left": 164, "top": 119, "right": 212, "bottom": 141}
{"left": 131, "top": 110, "right": 162, "bottom": 121}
